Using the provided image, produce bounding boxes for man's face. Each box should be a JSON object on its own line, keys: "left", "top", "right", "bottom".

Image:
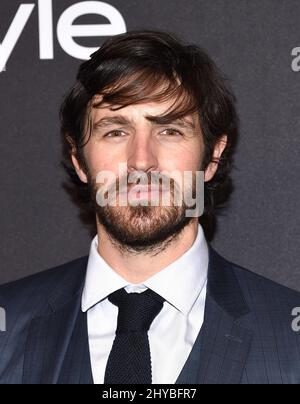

{"left": 73, "top": 97, "right": 217, "bottom": 253}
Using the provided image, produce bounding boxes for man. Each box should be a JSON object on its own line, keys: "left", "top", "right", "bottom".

{"left": 0, "top": 30, "right": 300, "bottom": 385}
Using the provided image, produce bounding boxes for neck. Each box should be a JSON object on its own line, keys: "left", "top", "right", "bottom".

{"left": 96, "top": 219, "right": 199, "bottom": 284}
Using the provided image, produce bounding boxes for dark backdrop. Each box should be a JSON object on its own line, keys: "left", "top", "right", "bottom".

{"left": 0, "top": 0, "right": 299, "bottom": 289}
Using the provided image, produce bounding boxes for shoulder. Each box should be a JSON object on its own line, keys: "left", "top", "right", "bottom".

{"left": 215, "top": 252, "right": 300, "bottom": 331}
{"left": 0, "top": 256, "right": 88, "bottom": 318}
{"left": 230, "top": 259, "right": 300, "bottom": 308}
{"left": 209, "top": 246, "right": 300, "bottom": 309}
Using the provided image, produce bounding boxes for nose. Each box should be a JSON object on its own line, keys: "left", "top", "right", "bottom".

{"left": 127, "top": 133, "right": 159, "bottom": 174}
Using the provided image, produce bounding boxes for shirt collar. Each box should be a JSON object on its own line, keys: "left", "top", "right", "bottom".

{"left": 82, "top": 224, "right": 209, "bottom": 316}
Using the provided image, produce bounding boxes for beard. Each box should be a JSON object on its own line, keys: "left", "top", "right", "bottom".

{"left": 89, "top": 171, "right": 197, "bottom": 256}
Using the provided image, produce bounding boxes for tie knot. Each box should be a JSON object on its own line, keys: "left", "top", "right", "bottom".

{"left": 108, "top": 288, "right": 165, "bottom": 333}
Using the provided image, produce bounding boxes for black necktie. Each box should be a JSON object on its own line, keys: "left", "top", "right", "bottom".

{"left": 104, "top": 287, "right": 165, "bottom": 384}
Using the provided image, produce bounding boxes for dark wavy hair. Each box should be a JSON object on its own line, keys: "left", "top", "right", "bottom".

{"left": 60, "top": 30, "right": 239, "bottom": 240}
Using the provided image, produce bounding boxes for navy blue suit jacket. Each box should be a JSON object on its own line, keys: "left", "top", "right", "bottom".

{"left": 1, "top": 245, "right": 300, "bottom": 384}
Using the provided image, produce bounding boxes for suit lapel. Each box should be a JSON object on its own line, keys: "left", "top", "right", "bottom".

{"left": 177, "top": 245, "right": 253, "bottom": 384}
{"left": 23, "top": 259, "right": 88, "bottom": 384}
{"left": 57, "top": 308, "right": 93, "bottom": 384}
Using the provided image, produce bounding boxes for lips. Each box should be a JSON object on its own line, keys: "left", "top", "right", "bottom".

{"left": 118, "top": 186, "right": 170, "bottom": 202}
{"left": 119, "top": 185, "right": 163, "bottom": 194}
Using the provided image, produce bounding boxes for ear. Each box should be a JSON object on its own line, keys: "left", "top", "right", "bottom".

{"left": 204, "top": 135, "right": 228, "bottom": 182}
{"left": 71, "top": 152, "right": 88, "bottom": 184}
{"left": 65, "top": 134, "right": 89, "bottom": 183}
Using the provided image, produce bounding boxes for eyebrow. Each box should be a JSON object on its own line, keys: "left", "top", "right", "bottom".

{"left": 93, "top": 115, "right": 196, "bottom": 130}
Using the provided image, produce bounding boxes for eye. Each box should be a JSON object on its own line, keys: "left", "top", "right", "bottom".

{"left": 160, "top": 128, "right": 183, "bottom": 137}
{"left": 104, "top": 130, "right": 126, "bottom": 138}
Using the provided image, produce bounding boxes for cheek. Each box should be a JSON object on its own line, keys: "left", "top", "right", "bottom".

{"left": 83, "top": 141, "right": 125, "bottom": 175}
{"left": 159, "top": 142, "right": 203, "bottom": 173}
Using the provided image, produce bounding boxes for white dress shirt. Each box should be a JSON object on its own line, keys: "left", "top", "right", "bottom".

{"left": 81, "top": 224, "right": 209, "bottom": 384}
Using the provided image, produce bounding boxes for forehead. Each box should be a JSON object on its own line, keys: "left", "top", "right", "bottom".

{"left": 91, "top": 97, "right": 199, "bottom": 127}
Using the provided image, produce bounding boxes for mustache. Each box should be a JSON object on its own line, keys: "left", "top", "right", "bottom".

{"left": 99, "top": 172, "right": 179, "bottom": 195}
